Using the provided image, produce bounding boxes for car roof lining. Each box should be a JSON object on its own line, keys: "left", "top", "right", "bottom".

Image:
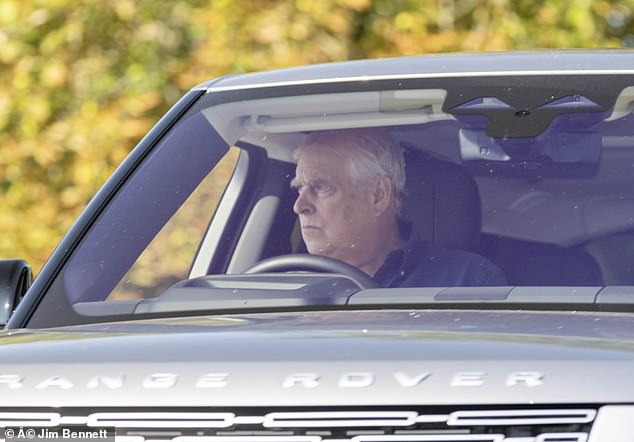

{"left": 201, "top": 89, "right": 450, "bottom": 162}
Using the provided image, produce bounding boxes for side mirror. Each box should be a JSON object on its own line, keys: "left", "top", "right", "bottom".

{"left": 0, "top": 260, "right": 32, "bottom": 326}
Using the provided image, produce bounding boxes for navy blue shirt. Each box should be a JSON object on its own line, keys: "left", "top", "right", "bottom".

{"left": 373, "top": 239, "right": 507, "bottom": 288}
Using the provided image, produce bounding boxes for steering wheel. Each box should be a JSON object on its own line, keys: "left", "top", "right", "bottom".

{"left": 244, "top": 254, "right": 379, "bottom": 289}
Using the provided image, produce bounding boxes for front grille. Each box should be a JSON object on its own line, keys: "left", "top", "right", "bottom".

{"left": 0, "top": 408, "right": 596, "bottom": 442}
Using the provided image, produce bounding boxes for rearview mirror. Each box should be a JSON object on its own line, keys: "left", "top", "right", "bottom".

{"left": 459, "top": 128, "right": 602, "bottom": 165}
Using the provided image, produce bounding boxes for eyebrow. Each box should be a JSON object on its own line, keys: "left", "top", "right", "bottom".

{"left": 290, "top": 177, "right": 334, "bottom": 191}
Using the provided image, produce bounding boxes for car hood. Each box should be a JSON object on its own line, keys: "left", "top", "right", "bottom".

{"left": 1, "top": 309, "right": 634, "bottom": 407}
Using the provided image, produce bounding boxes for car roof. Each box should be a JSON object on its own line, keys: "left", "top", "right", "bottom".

{"left": 196, "top": 50, "right": 634, "bottom": 93}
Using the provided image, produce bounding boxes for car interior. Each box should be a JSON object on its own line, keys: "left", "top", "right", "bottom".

{"left": 195, "top": 88, "right": 630, "bottom": 288}
{"left": 52, "top": 78, "right": 634, "bottom": 319}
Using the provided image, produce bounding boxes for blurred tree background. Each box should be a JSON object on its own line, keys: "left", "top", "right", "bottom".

{"left": 2, "top": 0, "right": 634, "bottom": 273}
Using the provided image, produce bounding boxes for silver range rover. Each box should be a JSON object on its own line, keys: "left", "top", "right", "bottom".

{"left": 3, "top": 51, "right": 634, "bottom": 442}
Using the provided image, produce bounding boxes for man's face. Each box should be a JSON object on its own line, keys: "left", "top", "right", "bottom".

{"left": 292, "top": 144, "right": 376, "bottom": 264}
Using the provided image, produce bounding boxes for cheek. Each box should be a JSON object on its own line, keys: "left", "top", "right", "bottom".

{"left": 341, "top": 198, "right": 372, "bottom": 226}
{"left": 317, "top": 192, "right": 369, "bottom": 228}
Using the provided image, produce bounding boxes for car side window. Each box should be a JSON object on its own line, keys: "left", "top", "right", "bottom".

{"left": 108, "top": 148, "right": 239, "bottom": 301}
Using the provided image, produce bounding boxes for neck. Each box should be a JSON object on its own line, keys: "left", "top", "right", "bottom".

{"left": 354, "top": 220, "right": 404, "bottom": 277}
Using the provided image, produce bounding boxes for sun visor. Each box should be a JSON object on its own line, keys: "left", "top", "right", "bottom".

{"left": 202, "top": 89, "right": 449, "bottom": 143}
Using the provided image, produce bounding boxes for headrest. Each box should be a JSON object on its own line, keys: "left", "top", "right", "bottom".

{"left": 401, "top": 150, "right": 482, "bottom": 252}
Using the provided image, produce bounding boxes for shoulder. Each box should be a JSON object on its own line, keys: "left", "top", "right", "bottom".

{"left": 404, "top": 241, "right": 507, "bottom": 286}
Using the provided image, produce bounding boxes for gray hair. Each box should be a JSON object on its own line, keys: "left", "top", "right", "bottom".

{"left": 294, "top": 128, "right": 406, "bottom": 216}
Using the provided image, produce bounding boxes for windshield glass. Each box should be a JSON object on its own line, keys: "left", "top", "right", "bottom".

{"left": 60, "top": 74, "right": 634, "bottom": 317}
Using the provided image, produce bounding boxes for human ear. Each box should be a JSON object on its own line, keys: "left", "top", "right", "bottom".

{"left": 371, "top": 176, "right": 392, "bottom": 214}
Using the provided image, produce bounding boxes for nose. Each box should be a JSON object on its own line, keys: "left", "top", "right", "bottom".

{"left": 293, "top": 189, "right": 315, "bottom": 215}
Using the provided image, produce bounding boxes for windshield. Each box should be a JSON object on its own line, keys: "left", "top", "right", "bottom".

{"left": 54, "top": 73, "right": 634, "bottom": 319}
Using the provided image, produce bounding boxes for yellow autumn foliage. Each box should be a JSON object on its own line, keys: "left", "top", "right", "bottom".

{"left": 1, "top": 0, "right": 633, "bottom": 274}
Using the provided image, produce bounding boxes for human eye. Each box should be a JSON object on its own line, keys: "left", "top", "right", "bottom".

{"left": 313, "top": 181, "right": 335, "bottom": 196}
{"left": 290, "top": 179, "right": 302, "bottom": 192}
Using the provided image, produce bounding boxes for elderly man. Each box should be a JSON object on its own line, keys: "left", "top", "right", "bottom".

{"left": 291, "top": 128, "right": 506, "bottom": 287}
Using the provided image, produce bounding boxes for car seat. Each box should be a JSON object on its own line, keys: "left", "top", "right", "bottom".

{"left": 401, "top": 149, "right": 482, "bottom": 253}
{"left": 401, "top": 148, "right": 603, "bottom": 286}
{"left": 481, "top": 236, "right": 603, "bottom": 286}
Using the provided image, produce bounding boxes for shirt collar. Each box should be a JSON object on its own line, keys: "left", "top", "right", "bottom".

{"left": 373, "top": 224, "right": 428, "bottom": 286}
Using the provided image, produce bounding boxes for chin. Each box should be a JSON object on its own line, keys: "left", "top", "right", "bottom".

{"left": 307, "top": 243, "right": 332, "bottom": 257}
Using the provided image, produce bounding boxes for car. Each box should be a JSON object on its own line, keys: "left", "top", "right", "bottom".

{"left": 2, "top": 50, "right": 634, "bottom": 441}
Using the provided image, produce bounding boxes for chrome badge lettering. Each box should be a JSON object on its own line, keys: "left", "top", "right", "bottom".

{"left": 0, "top": 371, "right": 544, "bottom": 389}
